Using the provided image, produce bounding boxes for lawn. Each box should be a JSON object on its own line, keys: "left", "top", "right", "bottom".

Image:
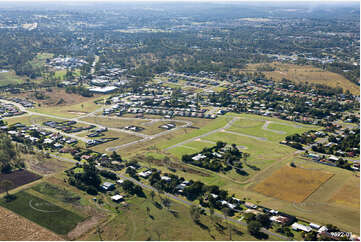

{"left": 0, "top": 191, "right": 85, "bottom": 235}
{"left": 81, "top": 191, "right": 276, "bottom": 241}
{"left": 252, "top": 166, "right": 334, "bottom": 203}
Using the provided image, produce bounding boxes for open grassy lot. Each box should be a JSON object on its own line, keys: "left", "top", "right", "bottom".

{"left": 157, "top": 116, "right": 231, "bottom": 150}
{"left": 81, "top": 116, "right": 145, "bottom": 129}
{"left": 5, "top": 114, "right": 64, "bottom": 126}
{"left": 225, "top": 112, "right": 319, "bottom": 128}
{"left": 243, "top": 62, "right": 359, "bottom": 95}
{"left": 267, "top": 122, "right": 315, "bottom": 136}
{"left": 226, "top": 119, "right": 284, "bottom": 142}
{"left": 54, "top": 69, "right": 81, "bottom": 80}
{"left": 328, "top": 176, "right": 360, "bottom": 209}
{"left": 81, "top": 191, "right": 276, "bottom": 241}
{"left": 0, "top": 206, "right": 62, "bottom": 241}
{"left": 0, "top": 70, "right": 25, "bottom": 86}
{"left": 252, "top": 166, "right": 334, "bottom": 203}
{"left": 32, "top": 96, "right": 106, "bottom": 118}
{"left": 226, "top": 119, "right": 317, "bottom": 142}
{"left": 24, "top": 153, "right": 72, "bottom": 175}
{"left": 0, "top": 190, "right": 85, "bottom": 235}
{"left": 29, "top": 52, "right": 53, "bottom": 68}
{"left": 32, "top": 182, "right": 82, "bottom": 205}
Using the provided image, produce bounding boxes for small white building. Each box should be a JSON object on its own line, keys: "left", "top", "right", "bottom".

{"left": 310, "top": 223, "right": 321, "bottom": 230}
{"left": 192, "top": 153, "right": 206, "bottom": 161}
{"left": 111, "top": 194, "right": 124, "bottom": 202}
{"left": 138, "top": 170, "right": 152, "bottom": 178}
{"left": 291, "top": 223, "right": 312, "bottom": 232}
{"left": 161, "top": 176, "right": 172, "bottom": 182}
{"left": 318, "top": 226, "right": 328, "bottom": 233}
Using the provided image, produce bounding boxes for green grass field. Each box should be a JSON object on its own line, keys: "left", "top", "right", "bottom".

{"left": 0, "top": 191, "right": 85, "bottom": 235}
{"left": 0, "top": 71, "right": 24, "bottom": 86}
{"left": 29, "top": 53, "right": 53, "bottom": 68}
{"left": 81, "top": 191, "right": 277, "bottom": 241}
{"left": 157, "top": 116, "right": 231, "bottom": 150}
{"left": 32, "top": 182, "right": 81, "bottom": 205}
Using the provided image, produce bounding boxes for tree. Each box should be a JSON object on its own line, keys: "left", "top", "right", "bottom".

{"left": 247, "top": 220, "right": 262, "bottom": 236}
{"left": 150, "top": 190, "right": 155, "bottom": 201}
{"left": 222, "top": 207, "right": 232, "bottom": 240}
{"left": 110, "top": 151, "right": 122, "bottom": 161}
{"left": 190, "top": 205, "right": 201, "bottom": 224}
{"left": 0, "top": 179, "right": 14, "bottom": 197}
{"left": 256, "top": 214, "right": 271, "bottom": 228}
{"left": 162, "top": 197, "right": 171, "bottom": 210}
{"left": 304, "top": 231, "right": 318, "bottom": 241}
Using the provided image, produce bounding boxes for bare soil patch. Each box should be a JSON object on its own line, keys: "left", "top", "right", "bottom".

{"left": 26, "top": 158, "right": 68, "bottom": 175}
{"left": 0, "top": 170, "right": 41, "bottom": 193}
{"left": 0, "top": 206, "right": 63, "bottom": 241}
{"left": 67, "top": 206, "right": 108, "bottom": 240}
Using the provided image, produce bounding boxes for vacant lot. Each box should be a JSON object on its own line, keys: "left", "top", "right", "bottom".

{"left": 89, "top": 130, "right": 142, "bottom": 153}
{"left": 0, "top": 206, "right": 62, "bottom": 241}
{"left": 0, "top": 70, "right": 24, "bottom": 86}
{"left": 328, "top": 176, "right": 360, "bottom": 209}
{"left": 15, "top": 88, "right": 100, "bottom": 108}
{"left": 0, "top": 170, "right": 42, "bottom": 193}
{"left": 0, "top": 191, "right": 85, "bottom": 235}
{"left": 32, "top": 182, "right": 82, "bottom": 205}
{"left": 81, "top": 116, "right": 145, "bottom": 129}
{"left": 243, "top": 63, "right": 359, "bottom": 95}
{"left": 24, "top": 154, "right": 71, "bottom": 175}
{"left": 158, "top": 116, "right": 231, "bottom": 150}
{"left": 252, "top": 166, "right": 334, "bottom": 203}
{"left": 32, "top": 96, "right": 106, "bottom": 118}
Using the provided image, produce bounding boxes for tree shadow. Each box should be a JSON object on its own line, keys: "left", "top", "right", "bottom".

{"left": 232, "top": 228, "right": 244, "bottom": 236}
{"left": 236, "top": 169, "right": 249, "bottom": 176}
{"left": 169, "top": 209, "right": 178, "bottom": 218}
{"left": 254, "top": 232, "right": 269, "bottom": 240}
{"left": 4, "top": 194, "right": 16, "bottom": 202}
{"left": 195, "top": 221, "right": 209, "bottom": 231}
{"left": 153, "top": 201, "right": 163, "bottom": 209}
{"left": 246, "top": 164, "right": 260, "bottom": 171}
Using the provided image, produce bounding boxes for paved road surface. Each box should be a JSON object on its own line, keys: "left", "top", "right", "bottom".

{"left": 262, "top": 121, "right": 286, "bottom": 134}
